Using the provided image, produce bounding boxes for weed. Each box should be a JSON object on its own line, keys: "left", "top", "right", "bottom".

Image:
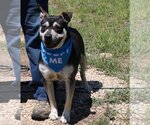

{"left": 89, "top": 116, "right": 109, "bottom": 125}
{"left": 105, "top": 89, "right": 130, "bottom": 104}
{"left": 92, "top": 89, "right": 130, "bottom": 105}
{"left": 105, "top": 106, "right": 117, "bottom": 121}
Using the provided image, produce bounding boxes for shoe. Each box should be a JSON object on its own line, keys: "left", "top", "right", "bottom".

{"left": 31, "top": 101, "right": 50, "bottom": 120}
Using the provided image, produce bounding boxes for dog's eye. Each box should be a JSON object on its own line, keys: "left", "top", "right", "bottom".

{"left": 42, "top": 25, "right": 47, "bottom": 29}
{"left": 41, "top": 25, "right": 47, "bottom": 33}
{"left": 54, "top": 25, "right": 63, "bottom": 34}
{"left": 55, "top": 25, "right": 60, "bottom": 28}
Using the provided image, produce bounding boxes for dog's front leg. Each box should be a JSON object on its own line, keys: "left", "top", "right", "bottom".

{"left": 60, "top": 78, "right": 75, "bottom": 123}
{"left": 46, "top": 81, "right": 58, "bottom": 120}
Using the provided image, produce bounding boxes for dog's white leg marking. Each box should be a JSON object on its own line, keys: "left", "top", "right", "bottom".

{"left": 47, "top": 82, "right": 58, "bottom": 120}
{"left": 39, "top": 63, "right": 58, "bottom": 120}
{"left": 80, "top": 54, "right": 91, "bottom": 92}
{"left": 60, "top": 80, "right": 75, "bottom": 123}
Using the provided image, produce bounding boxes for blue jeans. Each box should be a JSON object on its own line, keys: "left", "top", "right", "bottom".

{"left": 21, "top": 0, "right": 48, "bottom": 101}
{"left": 0, "top": 0, "right": 20, "bottom": 84}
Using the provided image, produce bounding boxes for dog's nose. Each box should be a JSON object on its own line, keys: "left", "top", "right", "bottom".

{"left": 45, "top": 34, "right": 51, "bottom": 40}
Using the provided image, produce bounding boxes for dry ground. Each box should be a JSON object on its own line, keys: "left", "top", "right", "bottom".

{"left": 1, "top": 27, "right": 149, "bottom": 125}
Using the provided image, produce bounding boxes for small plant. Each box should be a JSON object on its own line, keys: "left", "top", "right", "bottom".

{"left": 105, "top": 89, "right": 130, "bottom": 104}
{"left": 92, "top": 89, "right": 130, "bottom": 106}
{"left": 89, "top": 116, "right": 109, "bottom": 125}
{"left": 105, "top": 106, "right": 117, "bottom": 121}
{"left": 89, "top": 107, "right": 117, "bottom": 125}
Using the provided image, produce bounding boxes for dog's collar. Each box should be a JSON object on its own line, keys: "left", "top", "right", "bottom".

{"left": 41, "top": 38, "right": 72, "bottom": 72}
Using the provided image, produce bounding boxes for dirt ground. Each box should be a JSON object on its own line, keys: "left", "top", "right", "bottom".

{"left": 0, "top": 27, "right": 149, "bottom": 125}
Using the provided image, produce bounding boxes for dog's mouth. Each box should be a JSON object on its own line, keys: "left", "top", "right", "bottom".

{"left": 44, "top": 38, "right": 62, "bottom": 49}
{"left": 45, "top": 34, "right": 67, "bottom": 49}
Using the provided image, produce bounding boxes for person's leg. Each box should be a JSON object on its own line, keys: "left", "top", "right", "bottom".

{"left": 21, "top": 0, "right": 48, "bottom": 85}
{"left": 21, "top": 0, "right": 49, "bottom": 101}
{"left": 21, "top": 0, "right": 50, "bottom": 120}
{"left": 0, "top": 0, "right": 20, "bottom": 85}
{"left": 21, "top": 1, "right": 50, "bottom": 119}
{"left": 5, "top": 0, "right": 21, "bottom": 86}
{"left": 0, "top": 1, "right": 21, "bottom": 120}
{"left": 21, "top": 0, "right": 43, "bottom": 86}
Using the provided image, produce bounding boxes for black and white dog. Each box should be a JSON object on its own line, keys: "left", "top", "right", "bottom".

{"left": 38, "top": 7, "right": 91, "bottom": 123}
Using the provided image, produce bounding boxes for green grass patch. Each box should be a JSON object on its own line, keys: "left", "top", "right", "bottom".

{"left": 89, "top": 107, "right": 117, "bottom": 125}
{"left": 91, "top": 89, "right": 130, "bottom": 125}
{"left": 88, "top": 57, "right": 129, "bottom": 81}
{"left": 105, "top": 106, "right": 117, "bottom": 121}
{"left": 105, "top": 89, "right": 130, "bottom": 104}
{"left": 49, "top": 0, "right": 129, "bottom": 81}
{"left": 89, "top": 116, "right": 109, "bottom": 125}
{"left": 92, "top": 89, "right": 130, "bottom": 105}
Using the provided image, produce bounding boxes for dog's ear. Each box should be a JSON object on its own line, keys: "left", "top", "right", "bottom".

{"left": 61, "top": 12, "right": 73, "bottom": 23}
{"left": 38, "top": 5, "right": 48, "bottom": 20}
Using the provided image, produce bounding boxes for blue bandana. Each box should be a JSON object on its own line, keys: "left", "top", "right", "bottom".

{"left": 41, "top": 38, "right": 72, "bottom": 72}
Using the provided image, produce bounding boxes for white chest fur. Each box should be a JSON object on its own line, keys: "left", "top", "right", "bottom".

{"left": 39, "top": 63, "right": 74, "bottom": 81}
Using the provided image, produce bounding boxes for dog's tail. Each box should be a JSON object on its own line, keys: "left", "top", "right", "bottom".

{"left": 80, "top": 54, "right": 91, "bottom": 92}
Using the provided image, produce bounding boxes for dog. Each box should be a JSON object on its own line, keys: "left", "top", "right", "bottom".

{"left": 38, "top": 7, "right": 91, "bottom": 123}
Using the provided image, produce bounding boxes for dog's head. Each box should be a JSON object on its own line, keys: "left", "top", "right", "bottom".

{"left": 39, "top": 6, "right": 72, "bottom": 48}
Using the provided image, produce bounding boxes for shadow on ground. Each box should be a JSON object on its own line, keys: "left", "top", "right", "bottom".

{"left": 0, "top": 81, "right": 20, "bottom": 102}
{"left": 21, "top": 80, "right": 102, "bottom": 124}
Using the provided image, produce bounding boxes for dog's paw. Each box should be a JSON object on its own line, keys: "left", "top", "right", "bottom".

{"left": 60, "top": 112, "right": 70, "bottom": 123}
{"left": 49, "top": 111, "right": 58, "bottom": 120}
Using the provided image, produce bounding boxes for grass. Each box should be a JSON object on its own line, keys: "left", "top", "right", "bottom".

{"left": 49, "top": 0, "right": 129, "bottom": 81}
{"left": 92, "top": 89, "right": 130, "bottom": 105}
{"left": 89, "top": 57, "right": 129, "bottom": 81}
{"left": 104, "top": 106, "right": 117, "bottom": 121}
{"left": 89, "top": 116, "right": 109, "bottom": 125}
{"left": 130, "top": 0, "right": 150, "bottom": 57}
{"left": 91, "top": 89, "right": 130, "bottom": 125}
{"left": 90, "top": 106, "right": 129, "bottom": 125}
